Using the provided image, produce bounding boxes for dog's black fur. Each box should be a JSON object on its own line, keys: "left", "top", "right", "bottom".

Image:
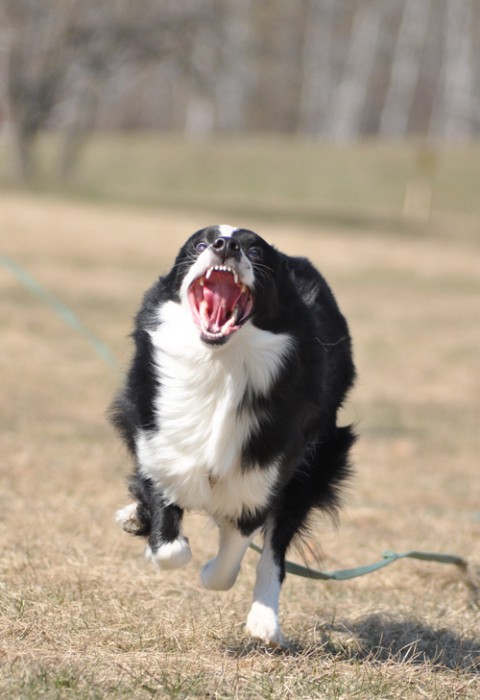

{"left": 111, "top": 225, "right": 355, "bottom": 645}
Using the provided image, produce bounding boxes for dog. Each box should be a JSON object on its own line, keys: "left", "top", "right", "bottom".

{"left": 111, "top": 224, "right": 356, "bottom": 646}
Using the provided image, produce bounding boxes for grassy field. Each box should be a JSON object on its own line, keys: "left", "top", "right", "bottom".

{"left": 3, "top": 134, "right": 480, "bottom": 225}
{"left": 0, "top": 138, "right": 479, "bottom": 698}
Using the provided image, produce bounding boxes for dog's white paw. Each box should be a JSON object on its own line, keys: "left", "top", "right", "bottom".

{"left": 116, "top": 503, "right": 142, "bottom": 535}
{"left": 245, "top": 602, "right": 285, "bottom": 647}
{"left": 146, "top": 536, "right": 192, "bottom": 570}
{"left": 200, "top": 558, "right": 239, "bottom": 591}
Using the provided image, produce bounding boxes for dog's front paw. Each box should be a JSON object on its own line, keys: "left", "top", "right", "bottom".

{"left": 200, "top": 557, "right": 239, "bottom": 591}
{"left": 245, "top": 602, "right": 285, "bottom": 648}
{"left": 116, "top": 503, "right": 143, "bottom": 535}
{"left": 146, "top": 536, "right": 192, "bottom": 570}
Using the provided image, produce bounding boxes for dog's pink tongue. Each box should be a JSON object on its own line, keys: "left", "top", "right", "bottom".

{"left": 203, "top": 275, "right": 240, "bottom": 330}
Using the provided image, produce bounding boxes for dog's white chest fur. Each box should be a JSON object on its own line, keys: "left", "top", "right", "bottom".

{"left": 136, "top": 300, "right": 292, "bottom": 519}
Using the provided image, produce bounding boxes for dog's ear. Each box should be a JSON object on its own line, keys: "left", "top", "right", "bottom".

{"left": 161, "top": 239, "right": 192, "bottom": 299}
{"left": 247, "top": 247, "right": 285, "bottom": 327}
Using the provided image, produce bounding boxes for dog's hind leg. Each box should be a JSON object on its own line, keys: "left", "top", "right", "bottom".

{"left": 200, "top": 519, "right": 256, "bottom": 591}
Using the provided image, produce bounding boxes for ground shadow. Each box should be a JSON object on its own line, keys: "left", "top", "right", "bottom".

{"left": 225, "top": 613, "right": 480, "bottom": 674}
{"left": 322, "top": 614, "right": 480, "bottom": 673}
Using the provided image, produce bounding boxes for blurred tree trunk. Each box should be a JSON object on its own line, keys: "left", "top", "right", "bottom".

{"left": 324, "top": 1, "right": 382, "bottom": 140}
{"left": 215, "top": 0, "right": 253, "bottom": 133}
{"left": 4, "top": 0, "right": 74, "bottom": 182}
{"left": 379, "top": 0, "right": 431, "bottom": 138}
{"left": 58, "top": 69, "right": 103, "bottom": 181}
{"left": 298, "top": 0, "right": 335, "bottom": 136}
{"left": 429, "top": 0, "right": 475, "bottom": 139}
{"left": 183, "top": 24, "right": 217, "bottom": 137}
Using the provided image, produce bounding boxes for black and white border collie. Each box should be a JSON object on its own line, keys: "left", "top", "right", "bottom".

{"left": 111, "top": 225, "right": 356, "bottom": 647}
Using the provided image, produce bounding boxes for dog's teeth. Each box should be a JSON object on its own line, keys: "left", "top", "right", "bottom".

{"left": 205, "top": 265, "right": 239, "bottom": 284}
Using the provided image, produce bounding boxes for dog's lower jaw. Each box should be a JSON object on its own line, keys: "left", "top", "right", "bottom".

{"left": 245, "top": 602, "right": 285, "bottom": 647}
{"left": 145, "top": 536, "right": 192, "bottom": 570}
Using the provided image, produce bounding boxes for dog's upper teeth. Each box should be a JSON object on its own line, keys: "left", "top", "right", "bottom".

{"left": 204, "top": 266, "right": 239, "bottom": 285}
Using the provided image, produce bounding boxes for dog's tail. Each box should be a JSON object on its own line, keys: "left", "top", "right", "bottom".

{"left": 310, "top": 424, "right": 357, "bottom": 515}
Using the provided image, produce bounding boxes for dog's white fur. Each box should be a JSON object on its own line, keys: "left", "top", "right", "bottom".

{"left": 200, "top": 520, "right": 257, "bottom": 590}
{"left": 217, "top": 224, "right": 238, "bottom": 238}
{"left": 130, "top": 295, "right": 292, "bottom": 645}
{"left": 136, "top": 300, "right": 292, "bottom": 520}
{"left": 145, "top": 536, "right": 192, "bottom": 570}
{"left": 246, "top": 533, "right": 283, "bottom": 645}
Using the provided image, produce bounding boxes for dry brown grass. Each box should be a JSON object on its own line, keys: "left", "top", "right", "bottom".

{"left": 0, "top": 191, "right": 479, "bottom": 698}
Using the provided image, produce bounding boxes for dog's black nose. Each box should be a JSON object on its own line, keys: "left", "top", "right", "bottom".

{"left": 212, "top": 236, "right": 241, "bottom": 260}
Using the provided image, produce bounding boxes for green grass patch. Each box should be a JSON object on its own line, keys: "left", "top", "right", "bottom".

{"left": 2, "top": 133, "right": 480, "bottom": 228}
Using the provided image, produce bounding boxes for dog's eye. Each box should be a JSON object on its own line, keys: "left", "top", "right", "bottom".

{"left": 248, "top": 246, "right": 262, "bottom": 260}
{"left": 196, "top": 241, "right": 208, "bottom": 253}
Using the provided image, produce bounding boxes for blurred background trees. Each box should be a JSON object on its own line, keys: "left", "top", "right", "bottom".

{"left": 1, "top": 0, "right": 479, "bottom": 182}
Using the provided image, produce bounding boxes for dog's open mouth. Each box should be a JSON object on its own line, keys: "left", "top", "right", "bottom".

{"left": 188, "top": 266, "right": 254, "bottom": 343}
